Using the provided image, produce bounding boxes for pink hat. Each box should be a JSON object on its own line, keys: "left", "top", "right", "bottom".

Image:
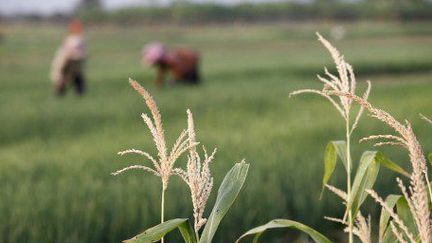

{"left": 142, "top": 42, "right": 166, "bottom": 65}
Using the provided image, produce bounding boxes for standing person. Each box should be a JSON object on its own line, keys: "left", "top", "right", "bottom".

{"left": 142, "top": 43, "right": 200, "bottom": 87}
{"left": 51, "top": 19, "right": 87, "bottom": 96}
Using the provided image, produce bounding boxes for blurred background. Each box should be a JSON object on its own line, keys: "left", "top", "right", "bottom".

{"left": 0, "top": 0, "right": 431, "bottom": 242}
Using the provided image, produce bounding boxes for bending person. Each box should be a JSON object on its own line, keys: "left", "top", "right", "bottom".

{"left": 143, "top": 43, "right": 200, "bottom": 87}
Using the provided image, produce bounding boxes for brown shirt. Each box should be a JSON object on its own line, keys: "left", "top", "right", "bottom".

{"left": 155, "top": 49, "right": 199, "bottom": 86}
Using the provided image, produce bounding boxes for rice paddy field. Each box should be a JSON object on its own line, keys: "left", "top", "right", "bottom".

{"left": 0, "top": 21, "right": 431, "bottom": 242}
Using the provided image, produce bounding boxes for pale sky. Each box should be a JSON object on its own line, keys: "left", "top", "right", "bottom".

{"left": 0, "top": 0, "right": 295, "bottom": 16}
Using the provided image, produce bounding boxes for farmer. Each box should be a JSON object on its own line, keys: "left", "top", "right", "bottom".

{"left": 50, "top": 19, "right": 87, "bottom": 96}
{"left": 142, "top": 43, "right": 200, "bottom": 87}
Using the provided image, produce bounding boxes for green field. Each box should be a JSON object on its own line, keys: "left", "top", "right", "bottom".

{"left": 0, "top": 22, "right": 431, "bottom": 242}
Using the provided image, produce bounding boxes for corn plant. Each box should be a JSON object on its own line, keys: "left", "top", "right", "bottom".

{"left": 112, "top": 79, "right": 249, "bottom": 243}
{"left": 237, "top": 34, "right": 430, "bottom": 243}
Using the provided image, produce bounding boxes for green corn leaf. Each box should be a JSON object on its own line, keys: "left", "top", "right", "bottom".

{"left": 379, "top": 194, "right": 401, "bottom": 242}
{"left": 347, "top": 151, "right": 380, "bottom": 218}
{"left": 179, "top": 220, "right": 198, "bottom": 243}
{"left": 333, "top": 141, "right": 348, "bottom": 170}
{"left": 199, "top": 161, "right": 249, "bottom": 243}
{"left": 235, "top": 219, "right": 331, "bottom": 243}
{"left": 347, "top": 151, "right": 407, "bottom": 219}
{"left": 376, "top": 152, "right": 409, "bottom": 177}
{"left": 379, "top": 195, "right": 417, "bottom": 243}
{"left": 380, "top": 226, "right": 397, "bottom": 243}
{"left": 321, "top": 141, "right": 347, "bottom": 198}
{"left": 428, "top": 153, "right": 432, "bottom": 165}
{"left": 396, "top": 196, "right": 417, "bottom": 237}
{"left": 123, "top": 218, "right": 197, "bottom": 243}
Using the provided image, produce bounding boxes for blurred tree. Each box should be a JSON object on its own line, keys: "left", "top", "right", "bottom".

{"left": 76, "top": 0, "right": 102, "bottom": 11}
{"left": 74, "top": 0, "right": 104, "bottom": 22}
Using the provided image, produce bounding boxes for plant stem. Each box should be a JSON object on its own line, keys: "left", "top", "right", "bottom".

{"left": 345, "top": 116, "right": 354, "bottom": 243}
{"left": 161, "top": 185, "right": 165, "bottom": 243}
{"left": 425, "top": 172, "right": 432, "bottom": 202}
{"left": 195, "top": 229, "right": 200, "bottom": 241}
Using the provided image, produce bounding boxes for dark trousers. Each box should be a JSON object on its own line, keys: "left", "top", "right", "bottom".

{"left": 55, "top": 60, "right": 86, "bottom": 96}
{"left": 56, "top": 74, "right": 85, "bottom": 96}
{"left": 182, "top": 68, "right": 200, "bottom": 84}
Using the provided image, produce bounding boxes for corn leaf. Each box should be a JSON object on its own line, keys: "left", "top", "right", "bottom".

{"left": 396, "top": 196, "right": 417, "bottom": 237}
{"left": 199, "top": 161, "right": 249, "bottom": 243}
{"left": 376, "top": 152, "right": 409, "bottom": 177}
{"left": 123, "top": 218, "right": 196, "bottom": 243}
{"left": 321, "top": 140, "right": 347, "bottom": 198}
{"left": 347, "top": 151, "right": 380, "bottom": 218}
{"left": 347, "top": 151, "right": 407, "bottom": 219}
{"left": 379, "top": 194, "right": 401, "bottom": 242}
{"left": 333, "top": 141, "right": 348, "bottom": 169}
{"left": 379, "top": 195, "right": 417, "bottom": 243}
{"left": 235, "top": 219, "right": 331, "bottom": 243}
